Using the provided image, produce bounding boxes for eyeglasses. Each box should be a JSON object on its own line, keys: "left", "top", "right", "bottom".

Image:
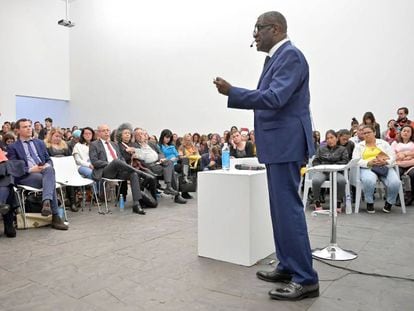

{"left": 253, "top": 24, "right": 274, "bottom": 36}
{"left": 362, "top": 131, "right": 373, "bottom": 135}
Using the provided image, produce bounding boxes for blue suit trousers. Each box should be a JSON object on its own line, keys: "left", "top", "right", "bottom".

{"left": 266, "top": 162, "right": 318, "bottom": 285}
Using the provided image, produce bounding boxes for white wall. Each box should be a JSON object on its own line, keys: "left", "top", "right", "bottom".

{"left": 0, "top": 0, "right": 70, "bottom": 122}
{"left": 1, "top": 1, "right": 413, "bottom": 138}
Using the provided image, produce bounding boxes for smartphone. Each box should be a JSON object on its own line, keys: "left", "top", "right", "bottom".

{"left": 38, "top": 162, "right": 45, "bottom": 166}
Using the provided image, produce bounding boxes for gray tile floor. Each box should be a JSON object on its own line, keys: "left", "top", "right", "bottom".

{"left": 1, "top": 193, "right": 414, "bottom": 311}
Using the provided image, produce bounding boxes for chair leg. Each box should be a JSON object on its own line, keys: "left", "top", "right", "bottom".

{"left": 302, "top": 183, "right": 310, "bottom": 211}
{"left": 102, "top": 181, "right": 110, "bottom": 214}
{"left": 91, "top": 184, "right": 100, "bottom": 212}
{"left": 399, "top": 184, "right": 407, "bottom": 213}
{"left": 58, "top": 187, "right": 68, "bottom": 222}
{"left": 355, "top": 183, "right": 362, "bottom": 213}
{"left": 15, "top": 189, "right": 27, "bottom": 229}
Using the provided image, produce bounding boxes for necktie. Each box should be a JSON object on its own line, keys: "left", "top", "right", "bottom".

{"left": 264, "top": 56, "right": 271, "bottom": 67}
{"left": 106, "top": 141, "right": 117, "bottom": 160}
{"left": 25, "top": 141, "right": 41, "bottom": 165}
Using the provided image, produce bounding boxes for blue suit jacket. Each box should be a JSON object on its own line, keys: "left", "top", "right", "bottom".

{"left": 7, "top": 139, "right": 52, "bottom": 175}
{"left": 228, "top": 41, "right": 314, "bottom": 164}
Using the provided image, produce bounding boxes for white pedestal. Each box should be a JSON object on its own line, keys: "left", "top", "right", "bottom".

{"left": 197, "top": 169, "right": 274, "bottom": 266}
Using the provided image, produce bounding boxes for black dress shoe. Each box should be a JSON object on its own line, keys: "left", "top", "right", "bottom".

{"left": 132, "top": 204, "right": 146, "bottom": 215}
{"left": 181, "top": 192, "right": 193, "bottom": 199}
{"left": 51, "top": 215, "right": 69, "bottom": 230}
{"left": 256, "top": 269, "right": 292, "bottom": 283}
{"left": 3, "top": 211, "right": 16, "bottom": 238}
{"left": 269, "top": 281, "right": 319, "bottom": 301}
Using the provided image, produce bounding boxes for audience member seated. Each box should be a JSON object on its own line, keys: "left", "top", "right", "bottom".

{"left": 73, "top": 127, "right": 95, "bottom": 179}
{"left": 192, "top": 133, "right": 201, "bottom": 149}
{"left": 248, "top": 130, "right": 257, "bottom": 156}
{"left": 159, "top": 129, "right": 193, "bottom": 199}
{"left": 391, "top": 125, "right": 414, "bottom": 206}
{"left": 311, "top": 130, "right": 349, "bottom": 212}
{"left": 352, "top": 124, "right": 401, "bottom": 213}
{"left": 337, "top": 129, "right": 355, "bottom": 161}
{"left": 178, "top": 133, "right": 201, "bottom": 169}
{"left": 350, "top": 117, "right": 359, "bottom": 137}
{"left": 201, "top": 146, "right": 222, "bottom": 171}
{"left": 32, "top": 121, "right": 43, "bottom": 139}
{"left": 362, "top": 111, "right": 381, "bottom": 139}
{"left": 0, "top": 122, "right": 11, "bottom": 136}
{"left": 382, "top": 119, "right": 398, "bottom": 144}
{"left": 45, "top": 127, "right": 77, "bottom": 211}
{"left": 313, "top": 130, "right": 321, "bottom": 152}
{"left": 116, "top": 123, "right": 137, "bottom": 200}
{"left": 207, "top": 133, "right": 221, "bottom": 152}
{"left": 67, "top": 129, "right": 81, "bottom": 153}
{"left": 0, "top": 149, "right": 25, "bottom": 238}
{"left": 7, "top": 118, "right": 68, "bottom": 230}
{"left": 89, "top": 124, "right": 148, "bottom": 215}
{"left": 38, "top": 117, "right": 53, "bottom": 140}
{"left": 45, "top": 128, "right": 71, "bottom": 157}
{"left": 198, "top": 134, "right": 209, "bottom": 155}
{"left": 134, "top": 128, "right": 187, "bottom": 204}
{"left": 64, "top": 130, "right": 72, "bottom": 142}
{"left": 395, "top": 107, "right": 413, "bottom": 130}
{"left": 1, "top": 132, "right": 16, "bottom": 153}
{"left": 116, "top": 123, "right": 158, "bottom": 203}
{"left": 229, "top": 131, "right": 254, "bottom": 158}
{"left": 222, "top": 130, "right": 230, "bottom": 145}
{"left": 350, "top": 124, "right": 365, "bottom": 144}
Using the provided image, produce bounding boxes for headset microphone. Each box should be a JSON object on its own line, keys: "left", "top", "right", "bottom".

{"left": 250, "top": 40, "right": 255, "bottom": 48}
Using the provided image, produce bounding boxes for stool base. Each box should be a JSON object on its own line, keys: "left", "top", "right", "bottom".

{"left": 312, "top": 244, "right": 358, "bottom": 261}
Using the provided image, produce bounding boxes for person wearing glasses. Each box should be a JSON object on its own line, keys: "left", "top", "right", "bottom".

{"left": 214, "top": 11, "right": 319, "bottom": 301}
{"left": 352, "top": 124, "right": 401, "bottom": 213}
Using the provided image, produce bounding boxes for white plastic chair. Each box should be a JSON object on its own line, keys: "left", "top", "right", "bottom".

{"left": 51, "top": 156, "right": 100, "bottom": 213}
{"left": 349, "top": 165, "right": 406, "bottom": 213}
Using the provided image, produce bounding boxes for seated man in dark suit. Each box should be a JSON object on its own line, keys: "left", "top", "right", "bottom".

{"left": 7, "top": 118, "right": 68, "bottom": 230}
{"left": 134, "top": 128, "right": 187, "bottom": 204}
{"left": 89, "top": 124, "right": 152, "bottom": 215}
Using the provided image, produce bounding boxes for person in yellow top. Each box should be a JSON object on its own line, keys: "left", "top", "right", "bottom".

{"left": 178, "top": 133, "right": 201, "bottom": 169}
{"left": 352, "top": 124, "right": 401, "bottom": 213}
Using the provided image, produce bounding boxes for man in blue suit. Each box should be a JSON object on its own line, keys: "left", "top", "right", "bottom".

{"left": 214, "top": 11, "right": 319, "bottom": 300}
{"left": 7, "top": 118, "right": 68, "bottom": 230}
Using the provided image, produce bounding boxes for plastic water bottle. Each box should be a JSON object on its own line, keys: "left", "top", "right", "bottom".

{"left": 222, "top": 143, "right": 230, "bottom": 170}
{"left": 119, "top": 194, "right": 125, "bottom": 212}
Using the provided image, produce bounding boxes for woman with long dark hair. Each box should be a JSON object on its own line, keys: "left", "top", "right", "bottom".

{"left": 362, "top": 112, "right": 380, "bottom": 139}
{"left": 159, "top": 129, "right": 193, "bottom": 199}
{"left": 312, "top": 130, "right": 348, "bottom": 212}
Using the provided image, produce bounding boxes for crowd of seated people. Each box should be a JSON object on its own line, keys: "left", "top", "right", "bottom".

{"left": 1, "top": 107, "right": 414, "bottom": 237}
{"left": 304, "top": 107, "right": 413, "bottom": 213}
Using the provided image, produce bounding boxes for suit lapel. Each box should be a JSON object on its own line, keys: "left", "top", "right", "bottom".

{"left": 16, "top": 141, "right": 26, "bottom": 161}
{"left": 257, "top": 41, "right": 291, "bottom": 88}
